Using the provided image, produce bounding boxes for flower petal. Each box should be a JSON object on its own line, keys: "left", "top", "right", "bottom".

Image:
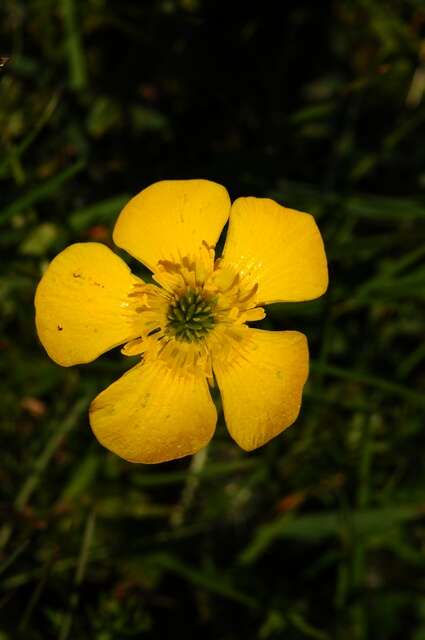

{"left": 212, "top": 328, "right": 309, "bottom": 451}
{"left": 222, "top": 197, "right": 328, "bottom": 303}
{"left": 113, "top": 180, "right": 231, "bottom": 270}
{"left": 89, "top": 359, "right": 216, "bottom": 463}
{"left": 35, "top": 243, "right": 141, "bottom": 366}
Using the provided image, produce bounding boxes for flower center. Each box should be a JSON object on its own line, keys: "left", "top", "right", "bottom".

{"left": 167, "top": 289, "right": 215, "bottom": 342}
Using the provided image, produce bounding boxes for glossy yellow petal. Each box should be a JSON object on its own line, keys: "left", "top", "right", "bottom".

{"left": 35, "top": 243, "right": 141, "bottom": 366}
{"left": 213, "top": 328, "right": 309, "bottom": 451}
{"left": 89, "top": 359, "right": 216, "bottom": 463}
{"left": 222, "top": 197, "right": 328, "bottom": 303}
{"left": 113, "top": 180, "right": 231, "bottom": 271}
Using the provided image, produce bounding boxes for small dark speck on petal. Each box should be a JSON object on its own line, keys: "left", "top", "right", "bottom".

{"left": 73, "top": 272, "right": 82, "bottom": 278}
{"left": 57, "top": 325, "right": 63, "bottom": 331}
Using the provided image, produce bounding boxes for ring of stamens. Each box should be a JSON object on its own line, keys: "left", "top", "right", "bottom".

{"left": 167, "top": 289, "right": 215, "bottom": 342}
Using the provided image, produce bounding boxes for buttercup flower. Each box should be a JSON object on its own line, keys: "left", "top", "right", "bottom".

{"left": 35, "top": 180, "right": 328, "bottom": 463}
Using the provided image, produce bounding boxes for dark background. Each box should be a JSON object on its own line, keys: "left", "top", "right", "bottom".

{"left": 1, "top": 1, "right": 425, "bottom": 638}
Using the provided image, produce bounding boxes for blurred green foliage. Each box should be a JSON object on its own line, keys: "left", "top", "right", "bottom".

{"left": 1, "top": 0, "right": 425, "bottom": 638}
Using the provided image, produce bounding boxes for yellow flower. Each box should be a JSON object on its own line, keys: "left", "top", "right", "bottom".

{"left": 35, "top": 180, "right": 328, "bottom": 464}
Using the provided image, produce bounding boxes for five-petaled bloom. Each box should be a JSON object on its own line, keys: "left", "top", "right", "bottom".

{"left": 35, "top": 180, "right": 328, "bottom": 463}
